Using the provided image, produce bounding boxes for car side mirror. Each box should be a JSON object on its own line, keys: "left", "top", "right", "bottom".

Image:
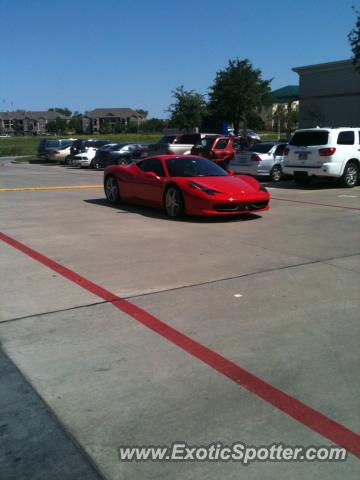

{"left": 226, "top": 169, "right": 235, "bottom": 175}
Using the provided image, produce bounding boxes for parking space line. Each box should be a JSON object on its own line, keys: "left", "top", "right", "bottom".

{"left": 1, "top": 230, "right": 359, "bottom": 459}
{"left": 272, "top": 197, "right": 360, "bottom": 211}
{"left": 0, "top": 185, "right": 102, "bottom": 192}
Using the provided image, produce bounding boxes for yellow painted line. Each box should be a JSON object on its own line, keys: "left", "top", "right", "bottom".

{"left": 0, "top": 185, "right": 103, "bottom": 192}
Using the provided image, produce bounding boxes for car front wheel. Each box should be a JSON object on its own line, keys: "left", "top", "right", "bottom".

{"left": 270, "top": 165, "right": 282, "bottom": 182}
{"left": 341, "top": 161, "right": 359, "bottom": 188}
{"left": 105, "top": 175, "right": 120, "bottom": 204}
{"left": 165, "top": 187, "right": 184, "bottom": 218}
{"left": 91, "top": 159, "right": 100, "bottom": 169}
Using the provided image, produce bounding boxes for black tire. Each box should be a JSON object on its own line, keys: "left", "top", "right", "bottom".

{"left": 91, "top": 159, "right": 100, "bottom": 170}
{"left": 294, "top": 174, "right": 311, "bottom": 186}
{"left": 65, "top": 156, "right": 72, "bottom": 166}
{"left": 269, "top": 165, "right": 282, "bottom": 182}
{"left": 104, "top": 175, "right": 120, "bottom": 204}
{"left": 341, "top": 161, "right": 359, "bottom": 188}
{"left": 164, "top": 186, "right": 184, "bottom": 218}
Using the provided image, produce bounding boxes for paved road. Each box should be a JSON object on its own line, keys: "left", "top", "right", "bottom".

{"left": 1, "top": 160, "right": 359, "bottom": 479}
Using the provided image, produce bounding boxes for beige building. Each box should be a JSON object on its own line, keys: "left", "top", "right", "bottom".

{"left": 262, "top": 85, "right": 299, "bottom": 131}
{"left": 82, "top": 108, "right": 144, "bottom": 134}
{"left": 0, "top": 111, "right": 66, "bottom": 135}
{"left": 293, "top": 59, "right": 360, "bottom": 128}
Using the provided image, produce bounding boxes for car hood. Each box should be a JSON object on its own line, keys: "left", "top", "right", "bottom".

{"left": 186, "top": 175, "right": 260, "bottom": 194}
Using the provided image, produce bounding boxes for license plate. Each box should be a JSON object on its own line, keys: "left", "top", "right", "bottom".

{"left": 298, "top": 152, "right": 308, "bottom": 160}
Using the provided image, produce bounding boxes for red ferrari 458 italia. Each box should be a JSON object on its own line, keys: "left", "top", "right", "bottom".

{"left": 104, "top": 155, "right": 270, "bottom": 218}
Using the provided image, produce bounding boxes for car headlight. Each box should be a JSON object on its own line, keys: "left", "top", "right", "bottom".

{"left": 188, "top": 180, "right": 220, "bottom": 196}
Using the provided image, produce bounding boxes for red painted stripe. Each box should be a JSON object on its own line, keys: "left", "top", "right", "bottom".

{"left": 272, "top": 197, "right": 360, "bottom": 211}
{"left": 1, "top": 230, "right": 360, "bottom": 458}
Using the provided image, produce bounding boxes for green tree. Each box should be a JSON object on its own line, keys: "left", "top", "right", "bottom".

{"left": 167, "top": 86, "right": 207, "bottom": 130}
{"left": 135, "top": 109, "right": 148, "bottom": 119}
{"left": 48, "top": 107, "right": 72, "bottom": 117}
{"left": 100, "top": 120, "right": 113, "bottom": 134}
{"left": 208, "top": 58, "right": 272, "bottom": 132}
{"left": 114, "top": 122, "right": 126, "bottom": 133}
{"left": 46, "top": 117, "right": 68, "bottom": 134}
{"left": 141, "top": 118, "right": 168, "bottom": 132}
{"left": 348, "top": 7, "right": 360, "bottom": 70}
{"left": 68, "top": 112, "right": 83, "bottom": 133}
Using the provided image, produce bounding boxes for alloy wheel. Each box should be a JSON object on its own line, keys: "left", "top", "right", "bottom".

{"left": 105, "top": 176, "right": 119, "bottom": 203}
{"left": 165, "top": 188, "right": 182, "bottom": 218}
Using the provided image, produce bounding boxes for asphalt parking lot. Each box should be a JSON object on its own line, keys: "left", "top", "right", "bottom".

{"left": 1, "top": 157, "right": 359, "bottom": 480}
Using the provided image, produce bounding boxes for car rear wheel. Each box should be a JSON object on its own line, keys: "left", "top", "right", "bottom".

{"left": 341, "top": 161, "right": 359, "bottom": 188}
{"left": 105, "top": 175, "right": 120, "bottom": 204}
{"left": 269, "top": 165, "right": 282, "bottom": 182}
{"left": 164, "top": 187, "right": 184, "bottom": 218}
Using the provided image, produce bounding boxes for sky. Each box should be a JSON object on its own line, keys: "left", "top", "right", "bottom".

{"left": 0, "top": 0, "right": 358, "bottom": 118}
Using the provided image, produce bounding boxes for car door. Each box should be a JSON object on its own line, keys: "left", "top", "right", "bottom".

{"left": 212, "top": 138, "right": 229, "bottom": 162}
{"left": 259, "top": 144, "right": 286, "bottom": 174}
{"left": 133, "top": 159, "right": 166, "bottom": 206}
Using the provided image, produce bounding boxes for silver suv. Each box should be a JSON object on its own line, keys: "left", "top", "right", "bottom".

{"left": 283, "top": 127, "right": 360, "bottom": 187}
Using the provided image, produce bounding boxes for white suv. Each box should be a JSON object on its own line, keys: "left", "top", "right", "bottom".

{"left": 283, "top": 127, "right": 360, "bottom": 187}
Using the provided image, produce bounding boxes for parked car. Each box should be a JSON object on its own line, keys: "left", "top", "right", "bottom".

{"left": 72, "top": 148, "right": 97, "bottom": 168}
{"left": 38, "top": 138, "right": 76, "bottom": 160}
{"left": 230, "top": 142, "right": 288, "bottom": 182}
{"left": 91, "top": 144, "right": 118, "bottom": 168}
{"left": 283, "top": 127, "right": 360, "bottom": 187}
{"left": 147, "top": 133, "right": 220, "bottom": 156}
{"left": 239, "top": 130, "right": 261, "bottom": 142}
{"left": 93, "top": 143, "right": 148, "bottom": 169}
{"left": 48, "top": 145, "right": 72, "bottom": 163}
{"left": 69, "top": 139, "right": 111, "bottom": 162}
{"left": 191, "top": 136, "right": 242, "bottom": 169}
{"left": 104, "top": 155, "right": 270, "bottom": 218}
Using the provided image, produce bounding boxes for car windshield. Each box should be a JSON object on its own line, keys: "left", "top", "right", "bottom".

{"left": 113, "top": 144, "right": 126, "bottom": 150}
{"left": 166, "top": 157, "right": 228, "bottom": 177}
{"left": 248, "top": 143, "right": 274, "bottom": 153}
{"left": 99, "top": 144, "right": 116, "bottom": 151}
{"left": 46, "top": 140, "right": 60, "bottom": 147}
{"left": 289, "top": 131, "right": 329, "bottom": 146}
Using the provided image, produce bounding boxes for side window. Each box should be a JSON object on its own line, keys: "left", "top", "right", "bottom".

{"left": 137, "top": 159, "right": 165, "bottom": 177}
{"left": 337, "top": 131, "right": 354, "bottom": 145}
{"left": 214, "top": 139, "right": 229, "bottom": 150}
{"left": 275, "top": 144, "right": 286, "bottom": 156}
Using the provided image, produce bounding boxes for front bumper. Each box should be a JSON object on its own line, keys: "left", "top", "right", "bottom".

{"left": 73, "top": 159, "right": 91, "bottom": 167}
{"left": 185, "top": 192, "right": 270, "bottom": 216}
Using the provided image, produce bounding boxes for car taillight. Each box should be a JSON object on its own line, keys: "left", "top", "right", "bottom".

{"left": 319, "top": 147, "right": 336, "bottom": 156}
{"left": 283, "top": 148, "right": 289, "bottom": 156}
{"left": 251, "top": 154, "right": 261, "bottom": 162}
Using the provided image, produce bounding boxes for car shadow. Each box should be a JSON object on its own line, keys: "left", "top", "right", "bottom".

{"left": 261, "top": 178, "right": 344, "bottom": 191}
{"left": 84, "top": 198, "right": 262, "bottom": 223}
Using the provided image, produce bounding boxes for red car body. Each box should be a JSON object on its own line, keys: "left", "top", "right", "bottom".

{"left": 191, "top": 136, "right": 242, "bottom": 167}
{"left": 104, "top": 155, "right": 270, "bottom": 216}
